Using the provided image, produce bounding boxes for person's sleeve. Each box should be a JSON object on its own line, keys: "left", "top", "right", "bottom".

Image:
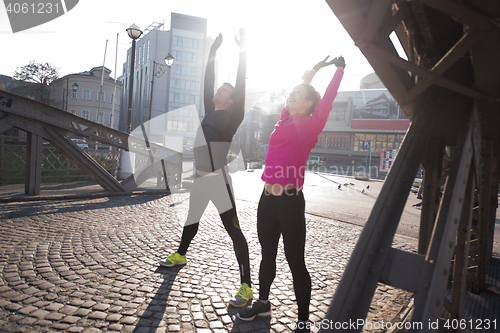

{"left": 310, "top": 68, "right": 344, "bottom": 133}
{"left": 301, "top": 69, "right": 317, "bottom": 84}
{"left": 203, "top": 48, "right": 217, "bottom": 115}
{"left": 229, "top": 49, "right": 247, "bottom": 126}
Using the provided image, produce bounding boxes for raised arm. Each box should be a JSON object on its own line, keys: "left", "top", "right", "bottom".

{"left": 311, "top": 56, "right": 346, "bottom": 133}
{"left": 302, "top": 55, "right": 340, "bottom": 84}
{"left": 204, "top": 33, "right": 223, "bottom": 115}
{"left": 230, "top": 28, "right": 247, "bottom": 125}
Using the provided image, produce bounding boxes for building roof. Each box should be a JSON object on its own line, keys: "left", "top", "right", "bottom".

{"left": 58, "top": 66, "right": 116, "bottom": 81}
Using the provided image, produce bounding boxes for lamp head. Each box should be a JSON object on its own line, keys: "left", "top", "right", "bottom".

{"left": 127, "top": 24, "right": 142, "bottom": 40}
{"left": 165, "top": 53, "right": 175, "bottom": 67}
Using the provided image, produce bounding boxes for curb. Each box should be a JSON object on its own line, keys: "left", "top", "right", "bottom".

{"left": 0, "top": 189, "right": 170, "bottom": 203}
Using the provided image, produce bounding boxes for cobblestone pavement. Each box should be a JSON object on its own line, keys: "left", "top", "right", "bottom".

{"left": 0, "top": 192, "right": 415, "bottom": 332}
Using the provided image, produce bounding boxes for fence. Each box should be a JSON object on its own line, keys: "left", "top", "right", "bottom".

{"left": 0, "top": 135, "right": 120, "bottom": 185}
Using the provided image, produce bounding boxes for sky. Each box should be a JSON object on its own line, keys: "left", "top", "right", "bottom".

{"left": 0, "top": 0, "right": 376, "bottom": 95}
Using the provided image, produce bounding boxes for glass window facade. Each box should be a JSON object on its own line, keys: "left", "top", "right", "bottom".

{"left": 353, "top": 133, "right": 405, "bottom": 152}
{"left": 316, "top": 133, "right": 350, "bottom": 149}
{"left": 329, "top": 102, "right": 348, "bottom": 121}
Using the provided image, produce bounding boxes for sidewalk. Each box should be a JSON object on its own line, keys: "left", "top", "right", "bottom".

{"left": 0, "top": 180, "right": 168, "bottom": 203}
{"left": 0, "top": 181, "right": 497, "bottom": 332}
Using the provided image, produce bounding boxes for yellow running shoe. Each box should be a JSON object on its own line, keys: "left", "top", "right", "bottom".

{"left": 229, "top": 283, "right": 253, "bottom": 307}
{"left": 159, "top": 252, "right": 187, "bottom": 267}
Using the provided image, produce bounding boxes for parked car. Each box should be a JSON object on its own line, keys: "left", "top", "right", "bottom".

{"left": 247, "top": 158, "right": 263, "bottom": 169}
{"left": 307, "top": 156, "right": 326, "bottom": 168}
{"left": 71, "top": 139, "right": 89, "bottom": 150}
{"left": 182, "top": 146, "right": 194, "bottom": 160}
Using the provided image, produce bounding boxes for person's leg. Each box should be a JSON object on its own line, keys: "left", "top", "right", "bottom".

{"left": 256, "top": 190, "right": 281, "bottom": 301}
{"left": 237, "top": 189, "right": 278, "bottom": 320}
{"left": 177, "top": 175, "right": 210, "bottom": 255}
{"left": 220, "top": 205, "right": 254, "bottom": 308}
{"left": 177, "top": 223, "right": 198, "bottom": 255}
{"left": 211, "top": 171, "right": 251, "bottom": 286}
{"left": 278, "top": 191, "right": 311, "bottom": 322}
{"left": 160, "top": 176, "right": 210, "bottom": 267}
{"left": 220, "top": 204, "right": 251, "bottom": 285}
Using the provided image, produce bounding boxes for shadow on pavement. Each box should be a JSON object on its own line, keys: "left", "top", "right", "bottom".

{"left": 132, "top": 265, "right": 184, "bottom": 333}
{"left": 230, "top": 313, "right": 272, "bottom": 332}
{"left": 0, "top": 193, "right": 168, "bottom": 220}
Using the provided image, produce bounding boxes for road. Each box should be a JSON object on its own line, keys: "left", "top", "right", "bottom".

{"left": 228, "top": 167, "right": 499, "bottom": 255}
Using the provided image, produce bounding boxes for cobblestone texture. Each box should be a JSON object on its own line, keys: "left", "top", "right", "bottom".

{"left": 0, "top": 192, "right": 413, "bottom": 332}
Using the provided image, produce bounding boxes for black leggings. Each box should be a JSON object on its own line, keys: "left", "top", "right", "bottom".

{"left": 257, "top": 189, "right": 311, "bottom": 321}
{"left": 177, "top": 181, "right": 251, "bottom": 287}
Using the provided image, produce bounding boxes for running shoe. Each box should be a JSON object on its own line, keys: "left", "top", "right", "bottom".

{"left": 159, "top": 252, "right": 187, "bottom": 267}
{"left": 236, "top": 300, "right": 271, "bottom": 321}
{"left": 229, "top": 283, "right": 253, "bottom": 307}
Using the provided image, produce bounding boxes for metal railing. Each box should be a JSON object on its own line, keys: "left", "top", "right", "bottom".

{"left": 0, "top": 135, "right": 120, "bottom": 185}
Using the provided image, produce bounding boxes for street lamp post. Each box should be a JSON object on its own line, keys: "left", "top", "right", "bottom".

{"left": 147, "top": 53, "right": 175, "bottom": 138}
{"left": 145, "top": 54, "right": 174, "bottom": 190}
{"left": 63, "top": 80, "right": 78, "bottom": 111}
{"left": 126, "top": 23, "right": 143, "bottom": 134}
{"left": 119, "top": 24, "right": 142, "bottom": 180}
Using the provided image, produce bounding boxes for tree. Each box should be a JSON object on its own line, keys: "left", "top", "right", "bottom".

{"left": 12, "top": 61, "right": 59, "bottom": 104}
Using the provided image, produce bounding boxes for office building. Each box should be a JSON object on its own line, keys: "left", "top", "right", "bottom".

{"left": 118, "top": 13, "right": 209, "bottom": 148}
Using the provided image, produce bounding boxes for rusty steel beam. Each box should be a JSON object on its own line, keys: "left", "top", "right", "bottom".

{"left": 25, "top": 132, "right": 43, "bottom": 195}
{"left": 320, "top": 106, "right": 432, "bottom": 331}
{"left": 359, "top": 41, "right": 492, "bottom": 102}
{"left": 0, "top": 89, "right": 183, "bottom": 192}
{"left": 420, "top": 0, "right": 494, "bottom": 29}
{"left": 418, "top": 137, "right": 444, "bottom": 254}
{"left": 411, "top": 117, "right": 475, "bottom": 330}
{"left": 0, "top": 90, "right": 128, "bottom": 149}
{"left": 360, "top": 0, "right": 394, "bottom": 41}
{"left": 5, "top": 113, "right": 125, "bottom": 192}
{"left": 404, "top": 27, "right": 493, "bottom": 104}
{"left": 448, "top": 169, "right": 474, "bottom": 321}
{"left": 325, "top": 0, "right": 415, "bottom": 116}
{"left": 323, "top": 0, "right": 499, "bottom": 330}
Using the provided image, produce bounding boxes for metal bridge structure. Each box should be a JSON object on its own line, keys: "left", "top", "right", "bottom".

{"left": 322, "top": 0, "right": 499, "bottom": 331}
{"left": 0, "top": 90, "right": 182, "bottom": 195}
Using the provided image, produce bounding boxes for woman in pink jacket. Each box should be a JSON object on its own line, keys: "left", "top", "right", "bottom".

{"left": 237, "top": 56, "right": 345, "bottom": 332}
